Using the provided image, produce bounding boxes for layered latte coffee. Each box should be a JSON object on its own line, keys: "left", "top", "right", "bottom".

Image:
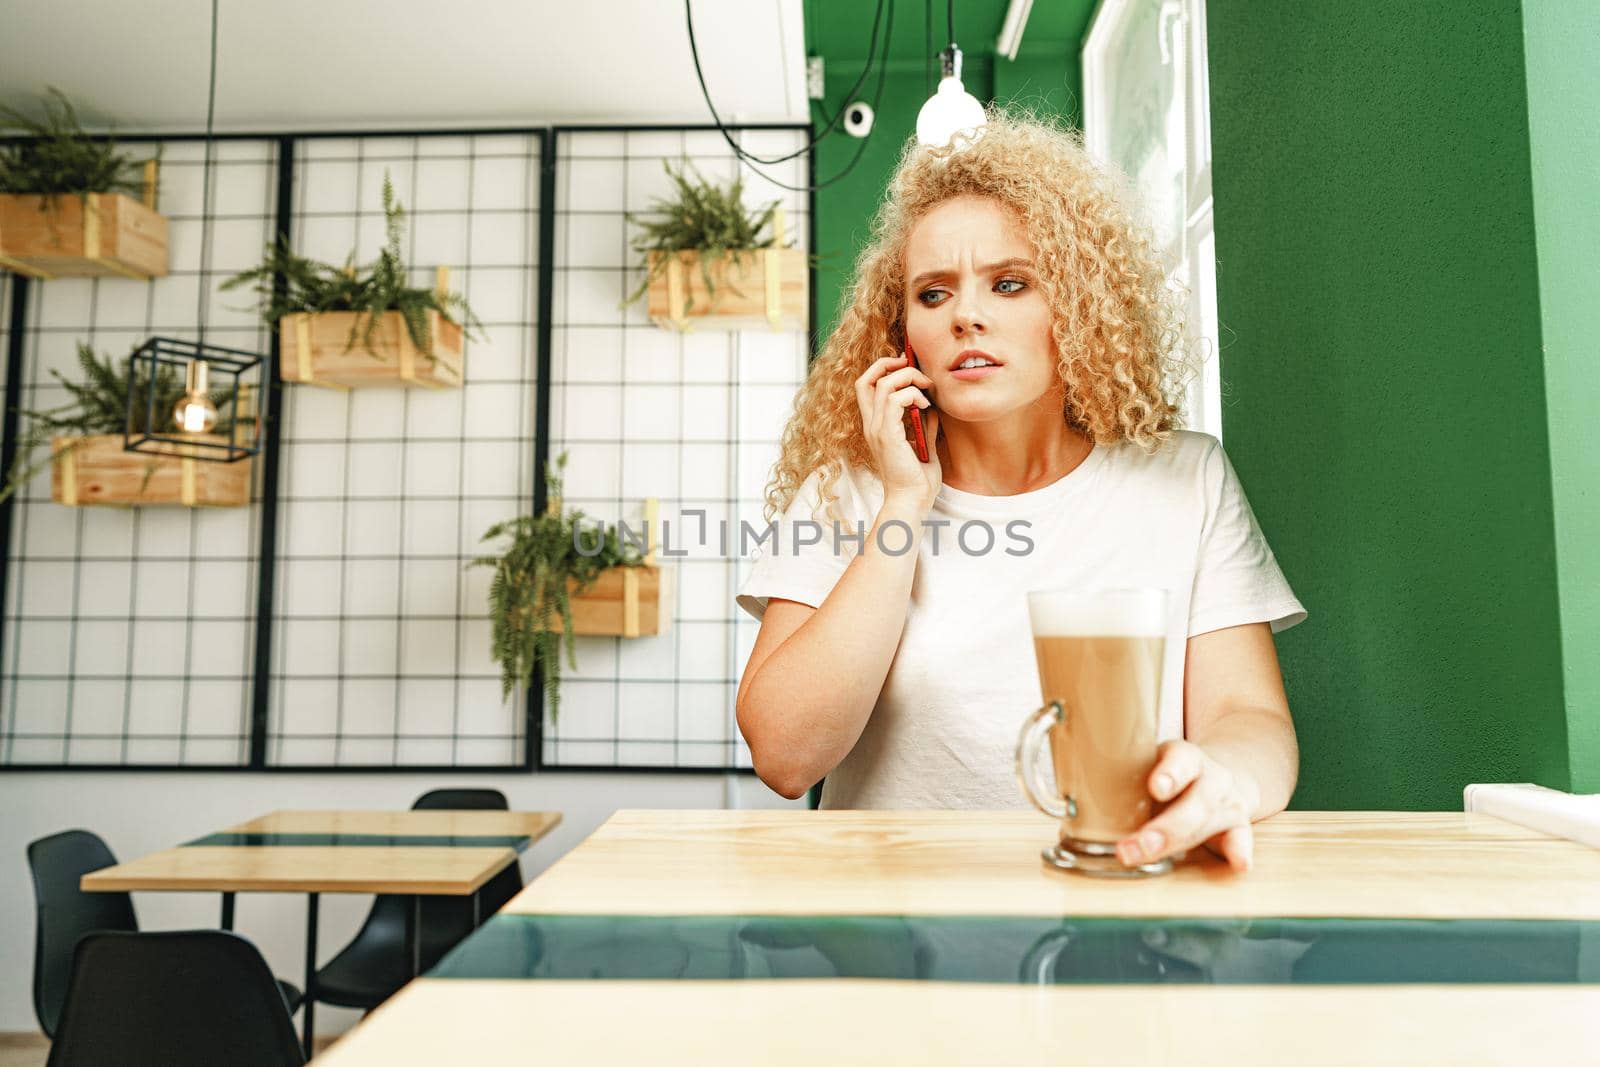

{"left": 1027, "top": 591, "right": 1167, "bottom": 843}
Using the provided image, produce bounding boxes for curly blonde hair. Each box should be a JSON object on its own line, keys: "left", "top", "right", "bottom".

{"left": 762, "top": 105, "right": 1200, "bottom": 525}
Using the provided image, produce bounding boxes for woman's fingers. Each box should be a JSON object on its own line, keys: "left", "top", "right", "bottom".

{"left": 1117, "top": 785, "right": 1217, "bottom": 867}
{"left": 867, "top": 388, "right": 930, "bottom": 443}
{"left": 856, "top": 357, "right": 897, "bottom": 422}
{"left": 855, "top": 355, "right": 904, "bottom": 416}
{"left": 1148, "top": 740, "right": 1203, "bottom": 802}
{"left": 1203, "top": 823, "right": 1254, "bottom": 872}
{"left": 1113, "top": 740, "right": 1256, "bottom": 873}
{"left": 1118, "top": 747, "right": 1250, "bottom": 867}
{"left": 889, "top": 385, "right": 930, "bottom": 411}
{"left": 857, "top": 352, "right": 941, "bottom": 503}
{"left": 854, "top": 353, "right": 905, "bottom": 390}
{"left": 863, "top": 358, "right": 933, "bottom": 441}
{"left": 857, "top": 357, "right": 933, "bottom": 435}
{"left": 857, "top": 354, "right": 928, "bottom": 395}
{"left": 875, "top": 370, "right": 934, "bottom": 407}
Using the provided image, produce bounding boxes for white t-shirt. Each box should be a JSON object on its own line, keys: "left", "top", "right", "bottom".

{"left": 734, "top": 429, "right": 1307, "bottom": 810}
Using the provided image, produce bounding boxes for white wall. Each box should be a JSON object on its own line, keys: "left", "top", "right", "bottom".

{"left": 1, "top": 769, "right": 801, "bottom": 1033}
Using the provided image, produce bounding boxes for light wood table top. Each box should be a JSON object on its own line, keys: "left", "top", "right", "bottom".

{"left": 309, "top": 809, "right": 1600, "bottom": 1066}
{"left": 507, "top": 808, "right": 1600, "bottom": 920}
{"left": 230, "top": 809, "right": 560, "bottom": 838}
{"left": 81, "top": 809, "right": 562, "bottom": 895}
{"left": 315, "top": 980, "right": 1600, "bottom": 1067}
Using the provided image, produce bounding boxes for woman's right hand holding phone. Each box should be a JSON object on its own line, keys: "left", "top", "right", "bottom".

{"left": 855, "top": 353, "right": 941, "bottom": 512}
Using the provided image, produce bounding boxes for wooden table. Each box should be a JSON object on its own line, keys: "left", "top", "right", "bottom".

{"left": 312, "top": 809, "right": 1600, "bottom": 1066}
{"left": 82, "top": 808, "right": 562, "bottom": 1056}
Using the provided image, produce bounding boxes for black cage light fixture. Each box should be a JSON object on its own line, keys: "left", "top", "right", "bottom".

{"left": 124, "top": 336, "right": 265, "bottom": 462}
{"left": 122, "top": 0, "right": 265, "bottom": 464}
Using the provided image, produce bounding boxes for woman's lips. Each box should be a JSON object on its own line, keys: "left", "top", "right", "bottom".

{"left": 950, "top": 364, "right": 1003, "bottom": 381}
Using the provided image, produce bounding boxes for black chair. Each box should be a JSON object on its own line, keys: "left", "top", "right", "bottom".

{"left": 45, "top": 930, "right": 304, "bottom": 1067}
{"left": 27, "top": 829, "right": 303, "bottom": 1038}
{"left": 312, "top": 787, "right": 523, "bottom": 1010}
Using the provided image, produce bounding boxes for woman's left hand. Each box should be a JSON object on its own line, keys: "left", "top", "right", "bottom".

{"left": 1116, "top": 739, "right": 1260, "bottom": 873}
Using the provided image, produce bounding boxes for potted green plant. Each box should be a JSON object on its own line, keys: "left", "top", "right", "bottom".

{"left": 472, "top": 451, "right": 669, "bottom": 723}
{"left": 0, "top": 86, "right": 167, "bottom": 279}
{"left": 0, "top": 342, "right": 250, "bottom": 508}
{"left": 621, "top": 157, "right": 808, "bottom": 332}
{"left": 221, "top": 170, "right": 485, "bottom": 389}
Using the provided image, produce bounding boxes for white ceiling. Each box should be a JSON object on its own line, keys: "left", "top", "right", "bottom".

{"left": 0, "top": 0, "right": 808, "bottom": 133}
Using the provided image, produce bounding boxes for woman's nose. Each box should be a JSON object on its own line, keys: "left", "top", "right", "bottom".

{"left": 952, "top": 297, "right": 985, "bottom": 335}
{"left": 947, "top": 300, "right": 985, "bottom": 334}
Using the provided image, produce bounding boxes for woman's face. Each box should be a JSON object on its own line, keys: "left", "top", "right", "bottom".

{"left": 902, "top": 194, "right": 1061, "bottom": 422}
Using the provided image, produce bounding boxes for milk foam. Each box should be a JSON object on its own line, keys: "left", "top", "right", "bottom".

{"left": 1027, "top": 587, "right": 1167, "bottom": 637}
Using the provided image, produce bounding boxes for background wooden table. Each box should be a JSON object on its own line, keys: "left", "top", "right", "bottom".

{"left": 313, "top": 809, "right": 1600, "bottom": 1066}
{"left": 81, "top": 808, "right": 562, "bottom": 1056}
{"left": 83, "top": 810, "right": 562, "bottom": 895}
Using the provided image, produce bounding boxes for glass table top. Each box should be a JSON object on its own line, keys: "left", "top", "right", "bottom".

{"left": 183, "top": 832, "right": 533, "bottom": 849}
{"left": 431, "top": 914, "right": 1600, "bottom": 986}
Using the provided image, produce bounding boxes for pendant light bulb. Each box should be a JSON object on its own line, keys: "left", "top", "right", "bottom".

{"left": 173, "top": 360, "right": 219, "bottom": 435}
{"left": 917, "top": 46, "right": 987, "bottom": 149}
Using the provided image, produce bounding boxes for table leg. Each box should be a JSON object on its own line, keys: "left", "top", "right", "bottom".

{"left": 301, "top": 892, "right": 319, "bottom": 1059}
{"left": 472, "top": 885, "right": 481, "bottom": 928}
{"left": 409, "top": 895, "right": 422, "bottom": 977}
{"left": 220, "top": 891, "right": 235, "bottom": 931}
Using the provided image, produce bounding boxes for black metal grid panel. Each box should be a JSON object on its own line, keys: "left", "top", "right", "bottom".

{"left": 265, "top": 132, "right": 542, "bottom": 768}
{"left": 0, "top": 122, "right": 811, "bottom": 775}
{"left": 539, "top": 125, "right": 811, "bottom": 771}
{"left": 0, "top": 139, "right": 278, "bottom": 766}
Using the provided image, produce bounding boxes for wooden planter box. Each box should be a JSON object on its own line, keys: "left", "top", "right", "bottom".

{"left": 646, "top": 247, "right": 807, "bottom": 333}
{"left": 279, "top": 310, "right": 464, "bottom": 389}
{"left": 553, "top": 564, "right": 674, "bottom": 638}
{"left": 51, "top": 434, "right": 252, "bottom": 508}
{"left": 0, "top": 162, "right": 168, "bottom": 280}
{"left": 535, "top": 498, "right": 671, "bottom": 638}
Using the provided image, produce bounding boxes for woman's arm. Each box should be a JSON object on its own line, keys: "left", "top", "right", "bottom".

{"left": 736, "top": 496, "right": 927, "bottom": 800}
{"left": 1115, "top": 621, "right": 1300, "bottom": 872}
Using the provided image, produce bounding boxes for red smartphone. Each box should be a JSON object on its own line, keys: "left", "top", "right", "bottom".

{"left": 904, "top": 335, "right": 930, "bottom": 463}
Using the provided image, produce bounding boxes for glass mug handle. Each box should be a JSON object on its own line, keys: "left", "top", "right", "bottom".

{"left": 1015, "top": 699, "right": 1068, "bottom": 819}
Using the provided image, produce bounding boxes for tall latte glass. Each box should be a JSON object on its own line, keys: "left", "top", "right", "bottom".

{"left": 1015, "top": 586, "right": 1170, "bottom": 877}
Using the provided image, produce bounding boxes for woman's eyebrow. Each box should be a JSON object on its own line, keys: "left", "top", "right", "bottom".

{"left": 909, "top": 257, "right": 1034, "bottom": 289}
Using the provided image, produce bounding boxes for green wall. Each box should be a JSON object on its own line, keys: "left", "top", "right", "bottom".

{"left": 804, "top": 1, "right": 1594, "bottom": 807}
{"left": 1521, "top": 0, "right": 1600, "bottom": 792}
{"left": 805, "top": 1, "right": 1093, "bottom": 345}
{"left": 1207, "top": 1, "right": 1583, "bottom": 807}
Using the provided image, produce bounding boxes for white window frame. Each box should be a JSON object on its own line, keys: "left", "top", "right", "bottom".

{"left": 1082, "top": 0, "right": 1222, "bottom": 439}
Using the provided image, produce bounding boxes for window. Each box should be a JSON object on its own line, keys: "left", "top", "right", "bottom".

{"left": 1083, "top": 0, "right": 1222, "bottom": 438}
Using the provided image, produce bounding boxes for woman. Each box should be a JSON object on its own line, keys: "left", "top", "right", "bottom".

{"left": 734, "top": 109, "right": 1305, "bottom": 874}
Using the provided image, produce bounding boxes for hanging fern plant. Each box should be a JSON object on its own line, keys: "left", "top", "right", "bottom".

{"left": 0, "top": 86, "right": 157, "bottom": 199}
{"left": 620, "top": 157, "right": 790, "bottom": 317}
{"left": 471, "top": 451, "right": 648, "bottom": 722}
{"left": 221, "top": 169, "right": 485, "bottom": 362}
{"left": 0, "top": 342, "right": 234, "bottom": 503}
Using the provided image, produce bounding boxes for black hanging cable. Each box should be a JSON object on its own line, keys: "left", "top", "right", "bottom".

{"left": 925, "top": 0, "right": 934, "bottom": 99}
{"left": 686, "top": 0, "right": 885, "bottom": 167}
{"left": 947, "top": 0, "right": 955, "bottom": 47}
{"left": 194, "top": 0, "right": 219, "bottom": 348}
{"left": 685, "top": 0, "right": 895, "bottom": 192}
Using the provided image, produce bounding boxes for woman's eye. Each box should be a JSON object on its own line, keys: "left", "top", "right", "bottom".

{"left": 917, "top": 280, "right": 1026, "bottom": 305}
